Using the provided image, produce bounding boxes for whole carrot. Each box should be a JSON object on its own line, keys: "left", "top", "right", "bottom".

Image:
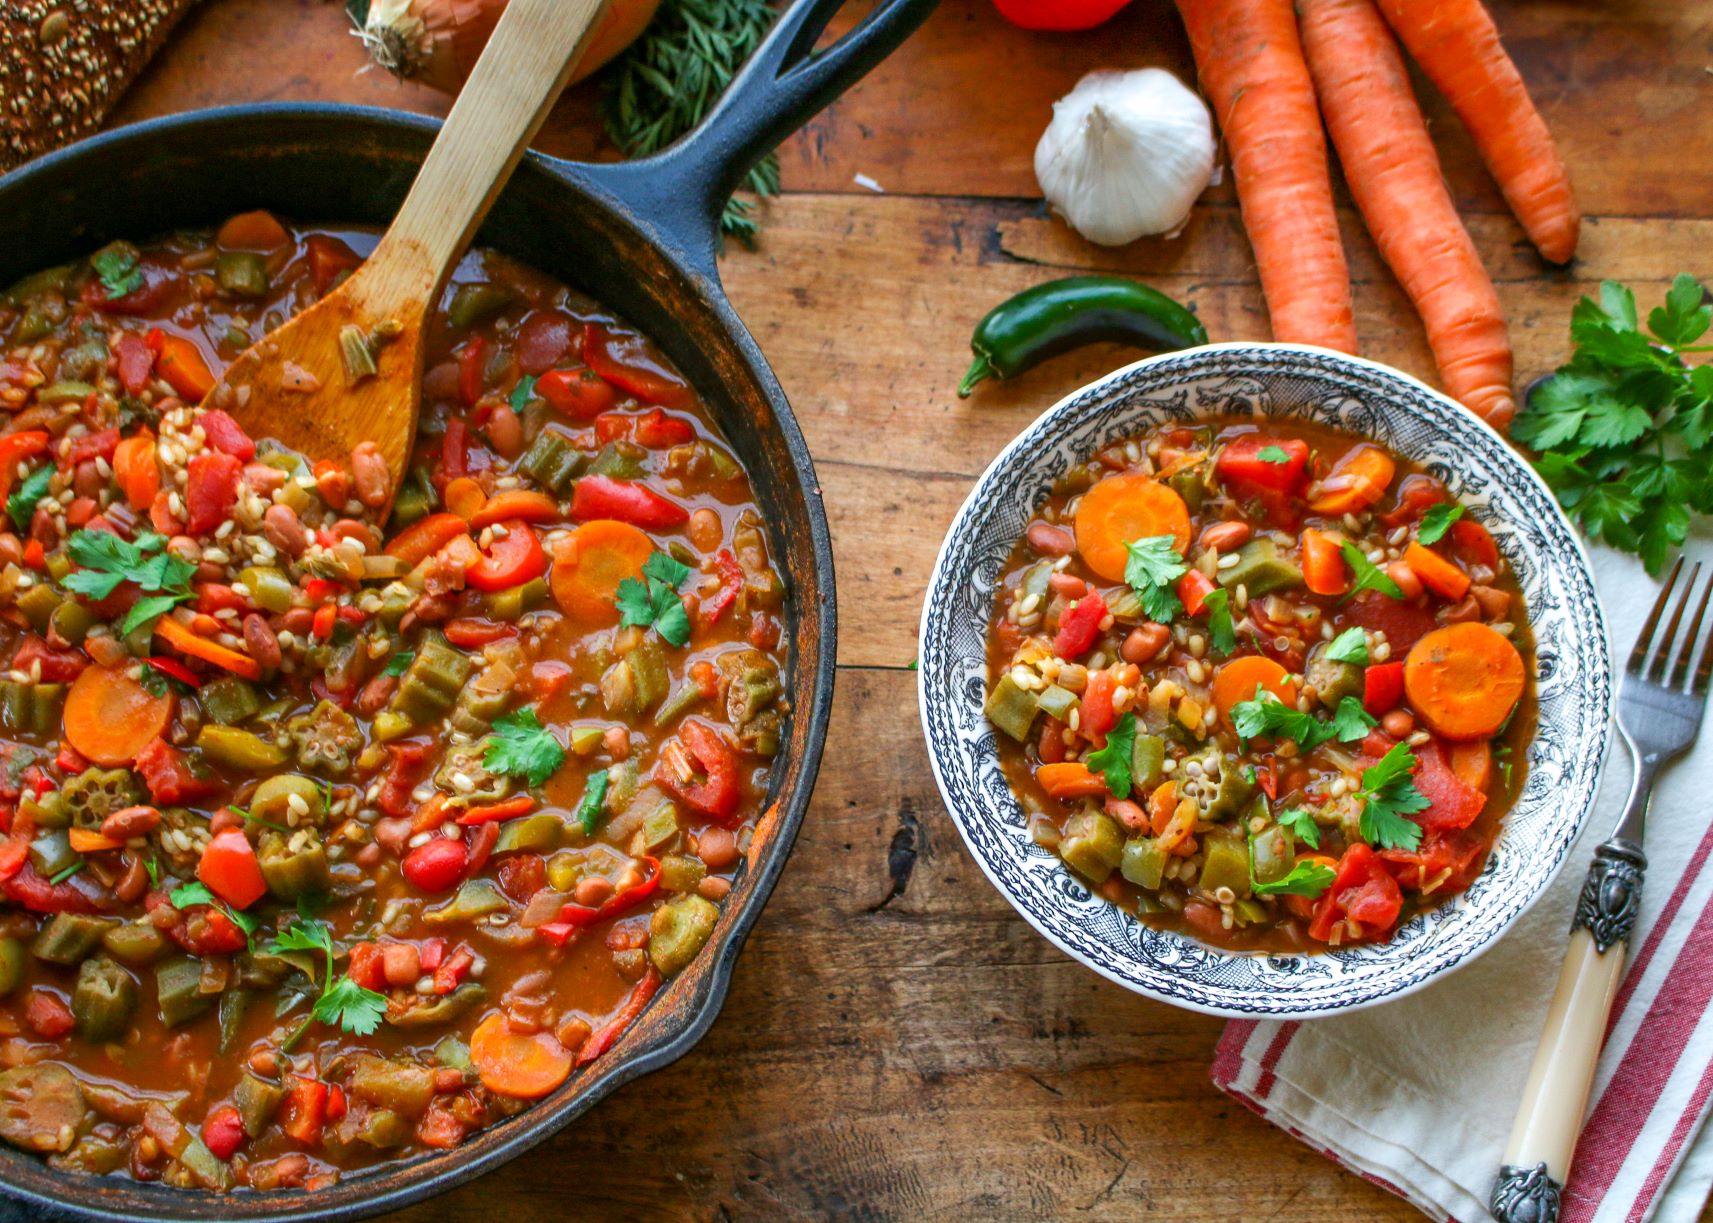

{"left": 1375, "top": 0, "right": 1579, "bottom": 264}
{"left": 1176, "top": 0, "right": 1357, "bottom": 353}
{"left": 1299, "top": 0, "right": 1514, "bottom": 427}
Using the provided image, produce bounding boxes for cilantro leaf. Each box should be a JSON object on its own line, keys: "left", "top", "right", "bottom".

{"left": 1123, "top": 536, "right": 1187, "bottom": 624}
{"left": 576, "top": 768, "right": 610, "bottom": 836}
{"left": 6, "top": 466, "right": 51, "bottom": 533}
{"left": 615, "top": 552, "right": 693, "bottom": 646}
{"left": 1251, "top": 859, "right": 1335, "bottom": 898}
{"left": 1083, "top": 712, "right": 1136, "bottom": 800}
{"left": 1275, "top": 806, "right": 1321, "bottom": 850}
{"left": 483, "top": 706, "right": 565, "bottom": 787}
{"left": 1415, "top": 503, "right": 1464, "bottom": 546}
{"left": 1256, "top": 445, "right": 1291, "bottom": 464}
{"left": 1324, "top": 626, "right": 1368, "bottom": 665}
{"left": 382, "top": 651, "right": 413, "bottom": 678}
{"left": 314, "top": 975, "right": 388, "bottom": 1036}
{"left": 268, "top": 916, "right": 333, "bottom": 961}
{"left": 1356, "top": 742, "right": 1429, "bottom": 851}
{"left": 1339, "top": 540, "right": 1404, "bottom": 601}
{"left": 1201, "top": 587, "right": 1236, "bottom": 656}
{"left": 643, "top": 551, "right": 691, "bottom": 588}
{"left": 91, "top": 247, "right": 143, "bottom": 299}
{"left": 653, "top": 597, "right": 691, "bottom": 648}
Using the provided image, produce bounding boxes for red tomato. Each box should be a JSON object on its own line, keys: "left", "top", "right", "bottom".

{"left": 1081, "top": 669, "right": 1118, "bottom": 741}
{"left": 1411, "top": 740, "right": 1489, "bottom": 831}
{"left": 1216, "top": 435, "right": 1310, "bottom": 493}
{"left": 64, "top": 427, "right": 119, "bottom": 467}
{"left": 135, "top": 738, "right": 221, "bottom": 805}
{"left": 197, "top": 409, "right": 256, "bottom": 461}
{"left": 1308, "top": 843, "right": 1403, "bottom": 942}
{"left": 1447, "top": 518, "right": 1501, "bottom": 572}
{"left": 25, "top": 990, "right": 75, "bottom": 1039}
{"left": 655, "top": 719, "right": 741, "bottom": 823}
{"left": 3, "top": 863, "right": 96, "bottom": 914}
{"left": 465, "top": 520, "right": 547, "bottom": 591}
{"left": 458, "top": 337, "right": 486, "bottom": 407}
{"left": 1341, "top": 590, "right": 1438, "bottom": 655}
{"left": 281, "top": 1076, "right": 328, "bottom": 1145}
{"left": 345, "top": 942, "right": 388, "bottom": 991}
{"left": 1177, "top": 569, "right": 1216, "bottom": 616}
{"left": 185, "top": 451, "right": 242, "bottom": 536}
{"left": 115, "top": 333, "right": 156, "bottom": 395}
{"left": 85, "top": 269, "right": 167, "bottom": 315}
{"left": 197, "top": 827, "right": 267, "bottom": 909}
{"left": 537, "top": 367, "right": 618, "bottom": 420}
{"left": 992, "top": 0, "right": 1131, "bottom": 29}
{"left": 1052, "top": 591, "right": 1107, "bottom": 659}
{"left": 402, "top": 837, "right": 470, "bottom": 893}
{"left": 584, "top": 323, "right": 690, "bottom": 407}
{"left": 1380, "top": 827, "right": 1487, "bottom": 894}
{"left": 202, "top": 1105, "right": 247, "bottom": 1161}
{"left": 1362, "top": 660, "right": 1406, "bottom": 716}
{"left": 12, "top": 637, "right": 88, "bottom": 684}
{"left": 634, "top": 409, "right": 696, "bottom": 448}
{"left": 569, "top": 475, "right": 688, "bottom": 530}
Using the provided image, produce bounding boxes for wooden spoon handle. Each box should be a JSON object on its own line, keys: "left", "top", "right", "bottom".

{"left": 358, "top": 0, "right": 611, "bottom": 314}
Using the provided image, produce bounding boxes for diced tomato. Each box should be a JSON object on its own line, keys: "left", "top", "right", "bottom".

{"left": 1362, "top": 660, "right": 1406, "bottom": 716}
{"left": 1411, "top": 740, "right": 1489, "bottom": 831}
{"left": 458, "top": 338, "right": 486, "bottom": 408}
{"left": 569, "top": 475, "right": 688, "bottom": 530}
{"left": 306, "top": 235, "right": 363, "bottom": 296}
{"left": 515, "top": 311, "right": 576, "bottom": 374}
{"left": 442, "top": 417, "right": 470, "bottom": 482}
{"left": 281, "top": 1077, "right": 329, "bottom": 1145}
{"left": 1380, "top": 827, "right": 1488, "bottom": 895}
{"left": 1081, "top": 669, "right": 1118, "bottom": 742}
{"left": 1216, "top": 435, "right": 1309, "bottom": 493}
{"left": 24, "top": 990, "right": 75, "bottom": 1040}
{"left": 346, "top": 942, "right": 388, "bottom": 991}
{"left": 463, "top": 820, "right": 499, "bottom": 877}
{"left": 1341, "top": 590, "right": 1438, "bottom": 655}
{"left": 134, "top": 737, "right": 221, "bottom": 805}
{"left": 465, "top": 520, "right": 547, "bottom": 591}
{"left": 197, "top": 827, "right": 267, "bottom": 909}
{"left": 1177, "top": 569, "right": 1216, "bottom": 617}
{"left": 537, "top": 367, "right": 618, "bottom": 420}
{"left": 432, "top": 946, "right": 475, "bottom": 995}
{"left": 418, "top": 936, "right": 447, "bottom": 973}
{"left": 444, "top": 617, "right": 517, "bottom": 648}
{"left": 1052, "top": 591, "right": 1108, "bottom": 660}
{"left": 377, "top": 741, "right": 434, "bottom": 819}
{"left": 63, "top": 427, "right": 119, "bottom": 468}
{"left": 196, "top": 583, "right": 250, "bottom": 615}
{"left": 202, "top": 1105, "right": 246, "bottom": 1161}
{"left": 701, "top": 549, "right": 744, "bottom": 626}
{"left": 497, "top": 853, "right": 547, "bottom": 903}
{"left": 0, "top": 431, "right": 49, "bottom": 502}
{"left": 115, "top": 333, "right": 156, "bottom": 396}
{"left": 172, "top": 904, "right": 249, "bottom": 956}
{"left": 655, "top": 719, "right": 742, "bottom": 823}
{"left": 417, "top": 1100, "right": 469, "bottom": 1149}
{"left": 1447, "top": 518, "right": 1500, "bottom": 572}
{"left": 584, "top": 323, "right": 690, "bottom": 407}
{"left": 185, "top": 451, "right": 242, "bottom": 536}
{"left": 197, "top": 409, "right": 256, "bottom": 462}
{"left": 12, "top": 636, "right": 88, "bottom": 683}
{"left": 3, "top": 863, "right": 95, "bottom": 914}
{"left": 1308, "top": 843, "right": 1403, "bottom": 942}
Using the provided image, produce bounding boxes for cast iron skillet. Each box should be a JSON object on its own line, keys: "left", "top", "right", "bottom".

{"left": 0, "top": 0, "right": 936, "bottom": 1218}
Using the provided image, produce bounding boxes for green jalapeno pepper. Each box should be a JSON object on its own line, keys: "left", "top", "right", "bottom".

{"left": 958, "top": 275, "right": 1208, "bottom": 397}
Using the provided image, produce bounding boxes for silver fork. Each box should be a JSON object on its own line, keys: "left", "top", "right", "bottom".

{"left": 1492, "top": 557, "right": 1713, "bottom": 1223}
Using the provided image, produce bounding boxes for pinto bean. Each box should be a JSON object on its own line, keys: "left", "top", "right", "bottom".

{"left": 1381, "top": 710, "right": 1416, "bottom": 739}
{"left": 1025, "top": 521, "right": 1076, "bottom": 557}
{"left": 483, "top": 406, "right": 523, "bottom": 459}
{"left": 244, "top": 613, "right": 283, "bottom": 671}
{"left": 380, "top": 942, "right": 421, "bottom": 988}
{"left": 262, "top": 504, "right": 309, "bottom": 556}
{"left": 72, "top": 459, "right": 105, "bottom": 499}
{"left": 1470, "top": 584, "right": 1511, "bottom": 620}
{"left": 350, "top": 441, "right": 390, "bottom": 508}
{"left": 195, "top": 561, "right": 225, "bottom": 585}
{"left": 1105, "top": 797, "right": 1148, "bottom": 832}
{"left": 1385, "top": 560, "right": 1424, "bottom": 601}
{"left": 603, "top": 726, "right": 630, "bottom": 760}
{"left": 330, "top": 518, "right": 379, "bottom": 549}
{"left": 1199, "top": 520, "right": 1251, "bottom": 553}
{"left": 689, "top": 508, "right": 723, "bottom": 553}
{"left": 100, "top": 805, "right": 162, "bottom": 841}
{"left": 1441, "top": 595, "right": 1482, "bottom": 624}
{"left": 1122, "top": 622, "right": 1171, "bottom": 664}
{"left": 574, "top": 876, "right": 614, "bottom": 908}
{"left": 695, "top": 826, "right": 737, "bottom": 870}
{"left": 697, "top": 876, "right": 732, "bottom": 901}
{"left": 356, "top": 674, "right": 396, "bottom": 717}
{"left": 1048, "top": 572, "right": 1087, "bottom": 599}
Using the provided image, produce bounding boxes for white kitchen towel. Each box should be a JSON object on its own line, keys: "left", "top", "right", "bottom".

{"left": 1213, "top": 546, "right": 1713, "bottom": 1223}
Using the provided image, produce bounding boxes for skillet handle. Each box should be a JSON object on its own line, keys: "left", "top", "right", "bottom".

{"left": 581, "top": 0, "right": 939, "bottom": 276}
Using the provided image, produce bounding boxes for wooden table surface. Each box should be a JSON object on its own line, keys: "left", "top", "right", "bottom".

{"left": 105, "top": 1, "right": 1713, "bottom": 1218}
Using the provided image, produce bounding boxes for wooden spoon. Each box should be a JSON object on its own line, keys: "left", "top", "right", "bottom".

{"left": 211, "top": 0, "right": 611, "bottom": 505}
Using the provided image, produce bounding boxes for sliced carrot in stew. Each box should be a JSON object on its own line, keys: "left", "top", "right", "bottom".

{"left": 385, "top": 513, "right": 471, "bottom": 566}
{"left": 67, "top": 828, "right": 121, "bottom": 854}
{"left": 1403, "top": 542, "right": 1471, "bottom": 601}
{"left": 470, "top": 490, "right": 559, "bottom": 530}
{"left": 1447, "top": 740, "right": 1493, "bottom": 793}
{"left": 145, "top": 329, "right": 215, "bottom": 402}
{"left": 1307, "top": 445, "right": 1396, "bottom": 516}
{"left": 63, "top": 664, "right": 174, "bottom": 766}
{"left": 1300, "top": 527, "right": 1349, "bottom": 596}
{"left": 154, "top": 617, "right": 263, "bottom": 681}
{"left": 1211, "top": 655, "right": 1298, "bottom": 727}
{"left": 112, "top": 432, "right": 160, "bottom": 511}
{"left": 1036, "top": 761, "right": 1112, "bottom": 800}
{"left": 1403, "top": 622, "right": 1524, "bottom": 741}
{"left": 469, "top": 1011, "right": 574, "bottom": 1099}
{"left": 551, "top": 520, "right": 653, "bottom": 625}
{"left": 443, "top": 477, "right": 487, "bottom": 522}
{"left": 216, "top": 209, "right": 290, "bottom": 250}
{"left": 1072, "top": 473, "right": 1191, "bottom": 582}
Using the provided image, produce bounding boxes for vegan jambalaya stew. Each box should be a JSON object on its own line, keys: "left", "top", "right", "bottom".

{"left": 0, "top": 212, "right": 789, "bottom": 1189}
{"left": 986, "top": 419, "right": 1531, "bottom": 953}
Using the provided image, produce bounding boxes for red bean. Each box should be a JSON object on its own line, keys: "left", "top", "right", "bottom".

{"left": 1381, "top": 710, "right": 1416, "bottom": 739}
{"left": 1047, "top": 572, "right": 1087, "bottom": 599}
{"left": 100, "top": 805, "right": 162, "bottom": 841}
{"left": 1122, "top": 623, "right": 1171, "bottom": 664}
{"left": 279, "top": 607, "right": 315, "bottom": 636}
{"left": 262, "top": 504, "right": 309, "bottom": 556}
{"left": 484, "top": 406, "right": 523, "bottom": 459}
{"left": 1442, "top": 595, "right": 1482, "bottom": 623}
{"left": 402, "top": 837, "right": 469, "bottom": 893}
{"left": 574, "top": 876, "right": 614, "bottom": 908}
{"left": 695, "top": 826, "right": 737, "bottom": 870}
{"left": 1199, "top": 520, "right": 1251, "bottom": 553}
{"left": 114, "top": 856, "right": 150, "bottom": 905}
{"left": 244, "top": 614, "right": 283, "bottom": 671}
{"left": 356, "top": 674, "right": 396, "bottom": 716}
{"left": 1386, "top": 560, "right": 1424, "bottom": 601}
{"left": 350, "top": 441, "right": 390, "bottom": 508}
{"left": 1025, "top": 521, "right": 1076, "bottom": 557}
{"left": 72, "top": 459, "right": 105, "bottom": 498}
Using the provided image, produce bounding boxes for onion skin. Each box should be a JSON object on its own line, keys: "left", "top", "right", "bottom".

{"left": 356, "top": 0, "right": 662, "bottom": 95}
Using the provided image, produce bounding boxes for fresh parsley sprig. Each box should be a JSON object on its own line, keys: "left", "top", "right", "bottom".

{"left": 1083, "top": 712, "right": 1137, "bottom": 799}
{"left": 1251, "top": 858, "right": 1335, "bottom": 898}
{"left": 91, "top": 246, "right": 143, "bottom": 299}
{"left": 6, "top": 467, "right": 51, "bottom": 533}
{"left": 1416, "top": 503, "right": 1464, "bottom": 546}
{"left": 170, "top": 881, "right": 261, "bottom": 945}
{"left": 1200, "top": 587, "right": 1237, "bottom": 656}
{"left": 1514, "top": 275, "right": 1713, "bottom": 574}
{"left": 1123, "top": 536, "right": 1188, "bottom": 624}
{"left": 61, "top": 528, "right": 197, "bottom": 635}
{"left": 1231, "top": 687, "right": 1374, "bottom": 752}
{"left": 1256, "top": 445, "right": 1292, "bottom": 464}
{"left": 1356, "top": 742, "right": 1430, "bottom": 852}
{"left": 483, "top": 706, "right": 566, "bottom": 788}
{"left": 1339, "top": 540, "right": 1404, "bottom": 602}
{"left": 616, "top": 552, "right": 693, "bottom": 647}
{"left": 576, "top": 769, "right": 611, "bottom": 837}
{"left": 1323, "top": 626, "right": 1369, "bottom": 665}
{"left": 268, "top": 911, "right": 387, "bottom": 1036}
{"left": 1275, "top": 806, "right": 1322, "bottom": 850}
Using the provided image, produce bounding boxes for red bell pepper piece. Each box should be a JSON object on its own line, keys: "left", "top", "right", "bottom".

{"left": 537, "top": 366, "right": 618, "bottom": 420}
{"left": 1362, "top": 660, "right": 1406, "bottom": 716}
{"left": 569, "top": 475, "right": 688, "bottom": 530}
{"left": 281, "top": 1077, "right": 328, "bottom": 1145}
{"left": 539, "top": 856, "right": 664, "bottom": 945}
{"left": 465, "top": 520, "right": 547, "bottom": 591}
{"left": 197, "top": 827, "right": 267, "bottom": 909}
{"left": 575, "top": 966, "right": 663, "bottom": 1066}
{"left": 1052, "top": 591, "right": 1108, "bottom": 660}
{"left": 145, "top": 656, "right": 203, "bottom": 690}
{"left": 458, "top": 338, "right": 486, "bottom": 408}
{"left": 454, "top": 795, "right": 535, "bottom": 826}
{"left": 25, "top": 990, "right": 75, "bottom": 1039}
{"left": 634, "top": 409, "right": 695, "bottom": 449}
{"left": 583, "top": 323, "right": 690, "bottom": 407}
{"left": 1177, "top": 569, "right": 1216, "bottom": 617}
{"left": 444, "top": 617, "right": 517, "bottom": 649}
{"left": 346, "top": 942, "right": 388, "bottom": 991}
{"left": 432, "top": 946, "right": 475, "bottom": 995}
{"left": 442, "top": 417, "right": 470, "bottom": 481}
{"left": 656, "top": 719, "right": 742, "bottom": 822}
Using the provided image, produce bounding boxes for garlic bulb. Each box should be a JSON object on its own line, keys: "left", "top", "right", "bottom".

{"left": 1034, "top": 68, "right": 1217, "bottom": 246}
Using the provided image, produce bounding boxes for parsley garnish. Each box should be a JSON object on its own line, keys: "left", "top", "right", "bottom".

{"left": 1275, "top": 806, "right": 1321, "bottom": 850}
{"left": 1324, "top": 626, "right": 1369, "bottom": 665}
{"left": 1416, "top": 503, "right": 1464, "bottom": 546}
{"left": 1232, "top": 687, "right": 1373, "bottom": 751}
{"left": 1123, "top": 536, "right": 1188, "bottom": 624}
{"left": 1514, "top": 275, "right": 1713, "bottom": 574}
{"left": 575, "top": 768, "right": 610, "bottom": 836}
{"left": 615, "top": 552, "right": 692, "bottom": 647}
{"left": 61, "top": 529, "right": 196, "bottom": 633}
{"left": 144, "top": 854, "right": 161, "bottom": 887}
{"left": 483, "top": 706, "right": 565, "bottom": 788}
{"left": 91, "top": 247, "right": 143, "bottom": 299}
{"left": 1256, "top": 445, "right": 1292, "bottom": 464}
{"left": 231, "top": 805, "right": 291, "bottom": 835}
{"left": 48, "top": 861, "right": 84, "bottom": 885}
{"left": 509, "top": 374, "right": 538, "bottom": 412}
{"left": 1339, "top": 540, "right": 1404, "bottom": 601}
{"left": 1356, "top": 742, "right": 1430, "bottom": 851}
{"left": 6, "top": 466, "right": 51, "bottom": 533}
{"left": 169, "top": 880, "right": 260, "bottom": 944}
{"left": 268, "top": 915, "right": 387, "bottom": 1036}
{"left": 382, "top": 651, "right": 413, "bottom": 678}
{"left": 1201, "top": 587, "right": 1237, "bottom": 655}
{"left": 1251, "top": 859, "right": 1335, "bottom": 898}
{"left": 1083, "top": 712, "right": 1136, "bottom": 799}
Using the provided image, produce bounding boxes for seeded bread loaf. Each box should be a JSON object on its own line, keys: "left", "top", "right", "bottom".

{"left": 1, "top": 1, "right": 200, "bottom": 171}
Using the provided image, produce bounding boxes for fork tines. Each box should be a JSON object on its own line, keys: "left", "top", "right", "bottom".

{"left": 1629, "top": 557, "right": 1713, "bottom": 694}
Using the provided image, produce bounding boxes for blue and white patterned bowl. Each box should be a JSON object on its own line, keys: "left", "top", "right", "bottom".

{"left": 918, "top": 343, "right": 1612, "bottom": 1018}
